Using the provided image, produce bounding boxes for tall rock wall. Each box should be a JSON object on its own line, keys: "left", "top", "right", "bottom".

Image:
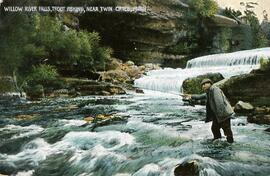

{"left": 78, "top": 0, "right": 253, "bottom": 67}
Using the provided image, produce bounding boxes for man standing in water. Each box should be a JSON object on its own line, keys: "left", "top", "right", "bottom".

{"left": 183, "top": 79, "right": 234, "bottom": 143}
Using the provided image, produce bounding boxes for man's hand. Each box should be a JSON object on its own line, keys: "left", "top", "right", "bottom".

{"left": 181, "top": 93, "right": 192, "bottom": 100}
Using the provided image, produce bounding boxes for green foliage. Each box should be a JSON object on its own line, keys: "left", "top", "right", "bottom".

{"left": 260, "top": 57, "right": 270, "bottom": 71}
{"left": 244, "top": 13, "right": 268, "bottom": 48}
{"left": 0, "top": 77, "right": 16, "bottom": 93}
{"left": 26, "top": 64, "right": 59, "bottom": 86}
{"left": 188, "top": 0, "right": 218, "bottom": 17}
{"left": 0, "top": 13, "right": 112, "bottom": 91}
{"left": 240, "top": 2, "right": 269, "bottom": 48}
{"left": 222, "top": 7, "right": 242, "bottom": 19}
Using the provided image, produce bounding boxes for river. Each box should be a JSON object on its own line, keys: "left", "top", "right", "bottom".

{"left": 0, "top": 48, "right": 270, "bottom": 176}
{"left": 0, "top": 91, "right": 269, "bottom": 176}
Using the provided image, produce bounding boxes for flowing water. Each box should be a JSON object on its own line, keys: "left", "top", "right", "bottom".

{"left": 135, "top": 47, "right": 270, "bottom": 93}
{"left": 1, "top": 48, "right": 270, "bottom": 176}
{"left": 0, "top": 92, "right": 269, "bottom": 176}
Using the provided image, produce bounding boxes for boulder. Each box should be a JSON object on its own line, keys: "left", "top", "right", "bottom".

{"left": 101, "top": 70, "right": 130, "bottom": 83}
{"left": 247, "top": 115, "right": 270, "bottom": 125}
{"left": 96, "top": 114, "right": 114, "bottom": 120}
{"left": 265, "top": 128, "right": 270, "bottom": 132}
{"left": 143, "top": 63, "right": 161, "bottom": 72}
{"left": 254, "top": 106, "right": 270, "bottom": 114}
{"left": 234, "top": 101, "right": 254, "bottom": 114}
{"left": 47, "top": 89, "right": 69, "bottom": 98}
{"left": 174, "top": 160, "right": 199, "bottom": 176}
{"left": 182, "top": 73, "right": 224, "bottom": 94}
{"left": 15, "top": 114, "right": 40, "bottom": 120}
{"left": 125, "top": 61, "right": 135, "bottom": 67}
{"left": 135, "top": 88, "right": 144, "bottom": 94}
{"left": 105, "top": 58, "right": 123, "bottom": 70}
{"left": 83, "top": 116, "right": 95, "bottom": 123}
{"left": 218, "top": 72, "right": 270, "bottom": 106}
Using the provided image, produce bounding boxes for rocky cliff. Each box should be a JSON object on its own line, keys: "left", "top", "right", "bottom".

{"left": 0, "top": 0, "right": 254, "bottom": 67}
{"left": 77, "top": 0, "right": 253, "bottom": 67}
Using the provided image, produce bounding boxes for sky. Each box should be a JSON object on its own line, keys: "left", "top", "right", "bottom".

{"left": 215, "top": 0, "right": 270, "bottom": 21}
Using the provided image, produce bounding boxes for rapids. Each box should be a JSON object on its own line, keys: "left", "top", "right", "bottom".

{"left": 0, "top": 91, "right": 269, "bottom": 176}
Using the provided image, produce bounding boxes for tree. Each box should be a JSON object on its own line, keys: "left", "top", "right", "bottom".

{"left": 188, "top": 0, "right": 218, "bottom": 17}
{"left": 241, "top": 2, "right": 269, "bottom": 48}
{"left": 0, "top": 13, "right": 112, "bottom": 93}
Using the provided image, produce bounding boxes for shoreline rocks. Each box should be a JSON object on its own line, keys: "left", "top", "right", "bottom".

{"left": 101, "top": 59, "right": 161, "bottom": 86}
{"left": 232, "top": 100, "right": 270, "bottom": 125}
{"left": 234, "top": 101, "right": 254, "bottom": 114}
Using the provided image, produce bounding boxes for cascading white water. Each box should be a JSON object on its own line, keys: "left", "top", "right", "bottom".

{"left": 186, "top": 47, "right": 270, "bottom": 68}
{"left": 134, "top": 47, "right": 270, "bottom": 94}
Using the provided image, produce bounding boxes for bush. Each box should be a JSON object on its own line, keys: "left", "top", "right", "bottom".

{"left": 0, "top": 13, "right": 112, "bottom": 84}
{"left": 26, "top": 64, "right": 59, "bottom": 86}
{"left": 188, "top": 0, "right": 218, "bottom": 17}
{"left": 260, "top": 57, "right": 270, "bottom": 71}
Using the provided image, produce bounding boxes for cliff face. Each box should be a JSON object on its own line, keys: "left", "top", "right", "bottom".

{"left": 0, "top": 0, "right": 254, "bottom": 67}
{"left": 78, "top": 0, "right": 253, "bottom": 67}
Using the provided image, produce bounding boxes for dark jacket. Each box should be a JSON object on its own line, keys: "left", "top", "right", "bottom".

{"left": 191, "top": 85, "right": 234, "bottom": 123}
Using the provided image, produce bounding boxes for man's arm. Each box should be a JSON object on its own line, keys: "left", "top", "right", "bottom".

{"left": 182, "top": 93, "right": 207, "bottom": 100}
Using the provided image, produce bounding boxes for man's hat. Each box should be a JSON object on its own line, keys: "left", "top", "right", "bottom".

{"left": 201, "top": 78, "right": 213, "bottom": 86}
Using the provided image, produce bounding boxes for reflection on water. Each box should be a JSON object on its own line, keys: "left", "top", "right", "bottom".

{"left": 0, "top": 91, "right": 269, "bottom": 176}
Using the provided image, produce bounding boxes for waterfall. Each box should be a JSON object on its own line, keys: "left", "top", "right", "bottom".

{"left": 135, "top": 48, "right": 270, "bottom": 94}
{"left": 186, "top": 47, "right": 270, "bottom": 68}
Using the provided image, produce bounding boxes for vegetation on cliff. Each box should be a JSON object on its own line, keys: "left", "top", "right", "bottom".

{"left": 0, "top": 13, "right": 112, "bottom": 92}
{"left": 188, "top": 0, "right": 218, "bottom": 17}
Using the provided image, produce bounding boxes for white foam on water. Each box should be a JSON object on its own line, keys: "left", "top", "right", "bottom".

{"left": 15, "top": 170, "right": 34, "bottom": 176}
{"left": 69, "top": 144, "right": 127, "bottom": 172}
{"left": 59, "top": 119, "right": 87, "bottom": 127}
{"left": 233, "top": 151, "right": 270, "bottom": 163}
{"left": 187, "top": 47, "right": 270, "bottom": 68}
{"left": 180, "top": 120, "right": 212, "bottom": 140}
{"left": 2, "top": 138, "right": 52, "bottom": 166}
{"left": 126, "top": 118, "right": 180, "bottom": 137}
{"left": 58, "top": 131, "right": 135, "bottom": 151}
{"left": 132, "top": 163, "right": 160, "bottom": 176}
{"left": 114, "top": 173, "right": 131, "bottom": 176}
{"left": 0, "top": 125, "right": 44, "bottom": 140}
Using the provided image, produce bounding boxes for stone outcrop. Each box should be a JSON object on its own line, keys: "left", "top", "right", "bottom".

{"left": 219, "top": 69, "right": 270, "bottom": 107}
{"left": 100, "top": 58, "right": 161, "bottom": 85}
{"left": 248, "top": 114, "right": 270, "bottom": 125}
{"left": 62, "top": 78, "right": 126, "bottom": 96}
{"left": 247, "top": 106, "right": 270, "bottom": 125}
{"left": 77, "top": 0, "right": 252, "bottom": 67}
{"left": 174, "top": 160, "right": 199, "bottom": 176}
{"left": 234, "top": 101, "right": 254, "bottom": 114}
